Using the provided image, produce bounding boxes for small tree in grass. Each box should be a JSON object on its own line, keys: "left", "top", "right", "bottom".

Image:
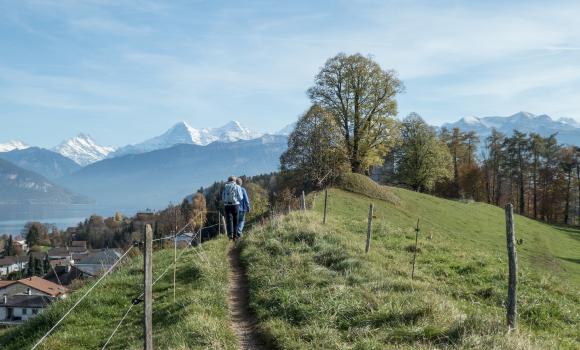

{"left": 396, "top": 113, "right": 452, "bottom": 192}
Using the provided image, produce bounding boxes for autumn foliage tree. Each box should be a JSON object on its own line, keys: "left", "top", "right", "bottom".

{"left": 280, "top": 105, "right": 349, "bottom": 190}
{"left": 308, "top": 53, "right": 403, "bottom": 174}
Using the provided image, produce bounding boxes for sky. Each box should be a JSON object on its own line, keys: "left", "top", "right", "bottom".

{"left": 1, "top": 0, "right": 580, "bottom": 148}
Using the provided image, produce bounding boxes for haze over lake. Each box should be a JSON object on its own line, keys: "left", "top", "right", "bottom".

{"left": 0, "top": 204, "right": 144, "bottom": 235}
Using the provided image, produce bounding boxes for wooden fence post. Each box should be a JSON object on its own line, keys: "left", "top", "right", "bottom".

{"left": 173, "top": 233, "right": 177, "bottom": 303}
{"left": 505, "top": 203, "right": 518, "bottom": 331}
{"left": 221, "top": 214, "right": 227, "bottom": 236}
{"left": 144, "top": 224, "right": 153, "bottom": 350}
{"left": 365, "top": 203, "right": 373, "bottom": 253}
{"left": 301, "top": 191, "right": 306, "bottom": 211}
{"left": 218, "top": 213, "right": 221, "bottom": 234}
{"left": 411, "top": 219, "right": 420, "bottom": 280}
{"left": 323, "top": 189, "right": 328, "bottom": 224}
{"left": 198, "top": 228, "right": 202, "bottom": 245}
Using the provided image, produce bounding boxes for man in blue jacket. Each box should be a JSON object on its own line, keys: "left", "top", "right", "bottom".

{"left": 222, "top": 176, "right": 243, "bottom": 241}
{"left": 236, "top": 178, "right": 251, "bottom": 236}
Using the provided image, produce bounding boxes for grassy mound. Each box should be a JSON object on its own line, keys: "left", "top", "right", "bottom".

{"left": 336, "top": 173, "right": 399, "bottom": 204}
{"left": 0, "top": 236, "right": 236, "bottom": 350}
{"left": 241, "top": 188, "right": 580, "bottom": 349}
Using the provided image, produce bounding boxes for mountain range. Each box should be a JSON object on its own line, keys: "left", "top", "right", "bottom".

{"left": 61, "top": 135, "right": 287, "bottom": 208}
{"left": 441, "top": 111, "right": 580, "bottom": 146}
{"left": 109, "top": 120, "right": 263, "bottom": 157}
{"left": 1, "top": 113, "right": 578, "bottom": 213}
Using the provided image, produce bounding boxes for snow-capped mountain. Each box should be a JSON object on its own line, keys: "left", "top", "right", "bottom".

{"left": 441, "top": 111, "right": 580, "bottom": 146}
{"left": 53, "top": 133, "right": 115, "bottom": 166}
{"left": 0, "top": 140, "right": 29, "bottom": 152}
{"left": 110, "top": 120, "right": 262, "bottom": 157}
{"left": 63, "top": 135, "right": 287, "bottom": 208}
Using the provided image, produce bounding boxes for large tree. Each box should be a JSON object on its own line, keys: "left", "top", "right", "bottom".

{"left": 396, "top": 113, "right": 452, "bottom": 192}
{"left": 308, "top": 53, "right": 403, "bottom": 174}
{"left": 280, "top": 105, "right": 349, "bottom": 190}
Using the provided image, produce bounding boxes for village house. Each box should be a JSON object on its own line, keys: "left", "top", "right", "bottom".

{"left": 0, "top": 276, "right": 67, "bottom": 298}
{"left": 74, "top": 248, "right": 123, "bottom": 276}
{"left": 0, "top": 277, "right": 67, "bottom": 324}
{"left": 13, "top": 239, "right": 28, "bottom": 254}
{"left": 47, "top": 241, "right": 89, "bottom": 262}
{"left": 0, "top": 256, "right": 28, "bottom": 277}
{"left": 0, "top": 294, "right": 54, "bottom": 324}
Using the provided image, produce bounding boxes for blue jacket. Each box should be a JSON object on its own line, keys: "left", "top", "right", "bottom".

{"left": 239, "top": 187, "right": 251, "bottom": 212}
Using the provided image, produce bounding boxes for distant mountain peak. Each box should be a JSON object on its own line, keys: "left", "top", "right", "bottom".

{"left": 510, "top": 111, "right": 536, "bottom": 119}
{"left": 0, "top": 140, "right": 29, "bottom": 152}
{"left": 53, "top": 134, "right": 115, "bottom": 166}
{"left": 459, "top": 116, "right": 483, "bottom": 125}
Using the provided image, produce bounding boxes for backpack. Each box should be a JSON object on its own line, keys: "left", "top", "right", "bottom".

{"left": 223, "top": 182, "right": 239, "bottom": 204}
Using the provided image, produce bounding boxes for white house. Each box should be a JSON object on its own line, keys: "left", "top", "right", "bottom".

{"left": 0, "top": 277, "right": 67, "bottom": 324}
{"left": 0, "top": 256, "right": 28, "bottom": 277}
{"left": 0, "top": 294, "right": 54, "bottom": 324}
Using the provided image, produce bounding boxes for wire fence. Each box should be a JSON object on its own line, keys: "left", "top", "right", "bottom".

{"left": 30, "top": 246, "right": 136, "bottom": 350}
{"left": 29, "top": 218, "right": 217, "bottom": 350}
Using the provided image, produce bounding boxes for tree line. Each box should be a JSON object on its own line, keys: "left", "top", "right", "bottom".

{"left": 280, "top": 52, "right": 580, "bottom": 225}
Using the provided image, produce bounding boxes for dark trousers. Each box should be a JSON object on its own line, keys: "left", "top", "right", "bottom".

{"left": 225, "top": 204, "right": 239, "bottom": 239}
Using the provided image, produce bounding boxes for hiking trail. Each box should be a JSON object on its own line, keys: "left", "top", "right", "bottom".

{"left": 228, "top": 244, "right": 266, "bottom": 350}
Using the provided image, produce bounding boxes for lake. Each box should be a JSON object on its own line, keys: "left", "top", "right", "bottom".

{"left": 0, "top": 204, "right": 145, "bottom": 235}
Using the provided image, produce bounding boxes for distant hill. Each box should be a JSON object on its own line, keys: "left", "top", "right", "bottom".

{"left": 0, "top": 158, "right": 91, "bottom": 205}
{"left": 441, "top": 111, "right": 580, "bottom": 146}
{"left": 59, "top": 135, "right": 287, "bottom": 209}
{"left": 0, "top": 147, "right": 81, "bottom": 180}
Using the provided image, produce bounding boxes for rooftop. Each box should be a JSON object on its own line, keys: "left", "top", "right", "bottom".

{"left": 0, "top": 294, "right": 54, "bottom": 308}
{"left": 4, "top": 276, "right": 69, "bottom": 297}
{"left": 0, "top": 256, "right": 28, "bottom": 266}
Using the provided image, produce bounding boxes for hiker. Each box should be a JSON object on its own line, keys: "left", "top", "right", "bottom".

{"left": 236, "top": 178, "right": 251, "bottom": 236}
{"left": 222, "top": 175, "right": 243, "bottom": 240}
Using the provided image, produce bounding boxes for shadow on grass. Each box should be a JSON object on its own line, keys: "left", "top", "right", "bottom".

{"left": 558, "top": 256, "right": 580, "bottom": 265}
{"left": 552, "top": 225, "right": 580, "bottom": 242}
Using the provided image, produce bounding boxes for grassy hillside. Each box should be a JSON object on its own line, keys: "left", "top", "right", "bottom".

{"left": 0, "top": 237, "right": 236, "bottom": 350}
{"left": 240, "top": 179, "right": 580, "bottom": 349}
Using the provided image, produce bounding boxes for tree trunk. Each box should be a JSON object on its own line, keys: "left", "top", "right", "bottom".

{"left": 564, "top": 169, "right": 572, "bottom": 225}
{"left": 518, "top": 155, "right": 525, "bottom": 215}
{"left": 533, "top": 171, "right": 538, "bottom": 219}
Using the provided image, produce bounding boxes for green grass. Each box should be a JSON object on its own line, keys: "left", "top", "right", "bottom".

{"left": 0, "top": 236, "right": 236, "bottom": 350}
{"left": 240, "top": 185, "right": 580, "bottom": 349}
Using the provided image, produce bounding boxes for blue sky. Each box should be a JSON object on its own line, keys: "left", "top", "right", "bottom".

{"left": 1, "top": 0, "right": 580, "bottom": 148}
